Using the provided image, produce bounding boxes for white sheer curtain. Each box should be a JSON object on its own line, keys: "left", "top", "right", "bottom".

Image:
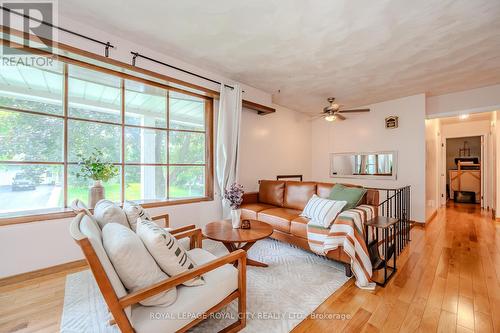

{"left": 216, "top": 83, "right": 242, "bottom": 218}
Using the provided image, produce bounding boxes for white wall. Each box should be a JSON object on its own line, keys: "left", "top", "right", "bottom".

{"left": 311, "top": 94, "right": 427, "bottom": 222}
{"left": 239, "top": 106, "right": 312, "bottom": 191}
{"left": 427, "top": 84, "right": 500, "bottom": 118}
{"left": 425, "top": 118, "right": 441, "bottom": 221}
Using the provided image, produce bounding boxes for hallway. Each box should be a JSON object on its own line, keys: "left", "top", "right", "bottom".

{"left": 294, "top": 203, "right": 500, "bottom": 332}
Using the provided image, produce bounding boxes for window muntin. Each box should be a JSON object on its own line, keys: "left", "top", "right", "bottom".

{"left": 0, "top": 52, "right": 211, "bottom": 217}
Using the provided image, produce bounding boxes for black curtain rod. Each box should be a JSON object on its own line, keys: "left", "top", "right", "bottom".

{"left": 0, "top": 6, "right": 114, "bottom": 56}
{"left": 131, "top": 51, "right": 235, "bottom": 90}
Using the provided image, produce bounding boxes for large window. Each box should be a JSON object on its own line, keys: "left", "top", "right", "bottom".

{"left": 0, "top": 50, "right": 212, "bottom": 217}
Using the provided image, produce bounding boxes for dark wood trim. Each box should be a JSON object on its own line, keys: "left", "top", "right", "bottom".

{"left": 205, "top": 98, "right": 215, "bottom": 200}
{"left": 242, "top": 100, "right": 276, "bottom": 115}
{"left": 276, "top": 174, "right": 303, "bottom": 181}
{"left": 0, "top": 259, "right": 87, "bottom": 287}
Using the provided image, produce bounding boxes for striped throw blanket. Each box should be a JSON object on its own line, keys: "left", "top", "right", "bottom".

{"left": 307, "top": 205, "right": 376, "bottom": 290}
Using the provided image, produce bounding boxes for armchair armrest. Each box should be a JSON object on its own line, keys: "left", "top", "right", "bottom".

{"left": 242, "top": 192, "right": 259, "bottom": 205}
{"left": 172, "top": 227, "right": 202, "bottom": 249}
{"left": 151, "top": 213, "right": 169, "bottom": 228}
{"left": 118, "top": 249, "right": 247, "bottom": 308}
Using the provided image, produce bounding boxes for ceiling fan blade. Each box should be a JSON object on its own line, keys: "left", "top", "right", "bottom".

{"left": 338, "top": 108, "right": 370, "bottom": 113}
{"left": 336, "top": 113, "right": 346, "bottom": 120}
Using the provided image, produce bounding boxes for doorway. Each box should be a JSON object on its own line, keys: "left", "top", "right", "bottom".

{"left": 445, "top": 136, "right": 482, "bottom": 205}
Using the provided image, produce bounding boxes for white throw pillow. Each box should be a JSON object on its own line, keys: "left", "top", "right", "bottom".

{"left": 94, "top": 200, "right": 130, "bottom": 230}
{"left": 102, "top": 223, "right": 177, "bottom": 307}
{"left": 70, "top": 199, "right": 91, "bottom": 215}
{"left": 301, "top": 194, "right": 347, "bottom": 228}
{"left": 122, "top": 200, "right": 153, "bottom": 231}
{"left": 136, "top": 219, "right": 204, "bottom": 287}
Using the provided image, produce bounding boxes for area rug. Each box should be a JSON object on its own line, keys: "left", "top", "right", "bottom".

{"left": 61, "top": 238, "right": 349, "bottom": 332}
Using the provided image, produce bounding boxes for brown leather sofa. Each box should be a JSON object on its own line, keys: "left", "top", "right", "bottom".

{"left": 241, "top": 180, "right": 379, "bottom": 276}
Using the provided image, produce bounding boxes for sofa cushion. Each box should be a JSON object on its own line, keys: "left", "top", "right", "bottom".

{"left": 301, "top": 195, "right": 347, "bottom": 228}
{"left": 284, "top": 181, "right": 316, "bottom": 210}
{"left": 316, "top": 182, "right": 335, "bottom": 198}
{"left": 329, "top": 184, "right": 367, "bottom": 210}
{"left": 102, "top": 223, "right": 177, "bottom": 307}
{"left": 131, "top": 248, "right": 238, "bottom": 333}
{"left": 241, "top": 203, "right": 275, "bottom": 220}
{"left": 258, "top": 207, "right": 301, "bottom": 233}
{"left": 290, "top": 216, "right": 309, "bottom": 239}
{"left": 259, "top": 180, "right": 285, "bottom": 207}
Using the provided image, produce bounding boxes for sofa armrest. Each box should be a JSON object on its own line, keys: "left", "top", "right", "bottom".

{"left": 151, "top": 213, "right": 169, "bottom": 228}
{"left": 118, "top": 249, "right": 247, "bottom": 308}
{"left": 172, "top": 227, "right": 202, "bottom": 249}
{"left": 242, "top": 192, "right": 259, "bottom": 205}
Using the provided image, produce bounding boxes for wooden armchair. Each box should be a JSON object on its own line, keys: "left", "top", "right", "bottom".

{"left": 70, "top": 213, "right": 247, "bottom": 333}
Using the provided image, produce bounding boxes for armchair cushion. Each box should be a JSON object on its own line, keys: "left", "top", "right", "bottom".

{"left": 94, "top": 200, "right": 130, "bottom": 230}
{"left": 123, "top": 200, "right": 153, "bottom": 231}
{"left": 131, "top": 248, "right": 238, "bottom": 333}
{"left": 77, "top": 214, "right": 132, "bottom": 319}
{"left": 102, "top": 223, "right": 177, "bottom": 307}
{"left": 137, "top": 219, "right": 204, "bottom": 287}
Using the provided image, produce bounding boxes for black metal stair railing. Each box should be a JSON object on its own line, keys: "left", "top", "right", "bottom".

{"left": 367, "top": 185, "right": 411, "bottom": 256}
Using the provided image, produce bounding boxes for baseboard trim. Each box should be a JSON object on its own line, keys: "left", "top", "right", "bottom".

{"left": 425, "top": 210, "right": 438, "bottom": 224}
{"left": 0, "top": 259, "right": 87, "bottom": 288}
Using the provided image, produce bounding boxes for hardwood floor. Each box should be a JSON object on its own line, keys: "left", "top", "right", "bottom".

{"left": 293, "top": 203, "right": 500, "bottom": 333}
{"left": 0, "top": 203, "right": 498, "bottom": 332}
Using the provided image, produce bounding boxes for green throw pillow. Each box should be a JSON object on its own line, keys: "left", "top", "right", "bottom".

{"left": 329, "top": 184, "right": 367, "bottom": 210}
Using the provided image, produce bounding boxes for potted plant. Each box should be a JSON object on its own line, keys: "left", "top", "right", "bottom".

{"left": 75, "top": 148, "right": 119, "bottom": 208}
{"left": 223, "top": 183, "right": 244, "bottom": 228}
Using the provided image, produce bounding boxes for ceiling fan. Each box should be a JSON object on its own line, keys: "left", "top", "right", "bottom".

{"left": 316, "top": 97, "right": 370, "bottom": 121}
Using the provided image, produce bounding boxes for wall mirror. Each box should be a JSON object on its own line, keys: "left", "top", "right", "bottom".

{"left": 330, "top": 151, "right": 397, "bottom": 180}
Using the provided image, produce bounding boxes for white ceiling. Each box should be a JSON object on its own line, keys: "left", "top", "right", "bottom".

{"left": 60, "top": 0, "right": 500, "bottom": 113}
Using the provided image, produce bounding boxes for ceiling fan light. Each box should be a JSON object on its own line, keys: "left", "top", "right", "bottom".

{"left": 325, "top": 115, "right": 336, "bottom": 122}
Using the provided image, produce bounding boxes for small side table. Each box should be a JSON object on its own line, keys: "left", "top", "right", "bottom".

{"left": 364, "top": 216, "right": 398, "bottom": 287}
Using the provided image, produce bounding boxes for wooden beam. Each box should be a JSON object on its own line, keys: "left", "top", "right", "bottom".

{"left": 242, "top": 100, "right": 276, "bottom": 115}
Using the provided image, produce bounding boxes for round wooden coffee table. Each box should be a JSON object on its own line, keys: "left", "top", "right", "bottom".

{"left": 203, "top": 219, "right": 273, "bottom": 267}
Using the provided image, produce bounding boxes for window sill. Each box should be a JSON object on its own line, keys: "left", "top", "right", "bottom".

{"left": 0, "top": 196, "right": 214, "bottom": 227}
